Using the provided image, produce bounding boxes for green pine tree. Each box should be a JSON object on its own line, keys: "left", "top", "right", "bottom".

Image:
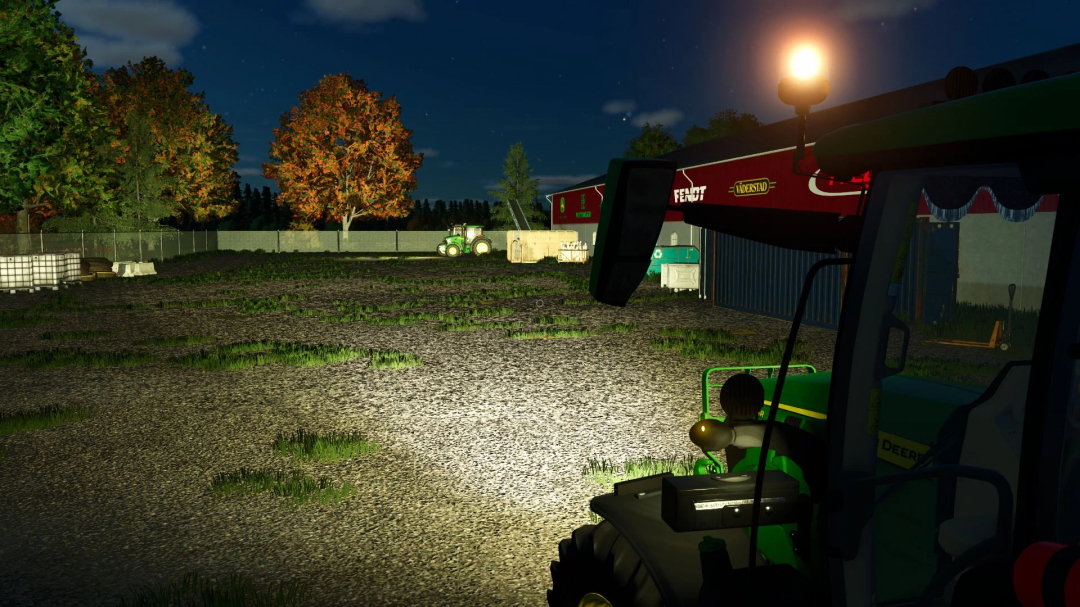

{"left": 488, "top": 142, "right": 546, "bottom": 230}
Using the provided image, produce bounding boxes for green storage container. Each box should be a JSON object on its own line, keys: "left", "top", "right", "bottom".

{"left": 647, "top": 246, "right": 699, "bottom": 275}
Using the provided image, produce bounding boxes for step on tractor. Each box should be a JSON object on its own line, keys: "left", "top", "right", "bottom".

{"left": 548, "top": 58, "right": 1080, "bottom": 606}
{"left": 438, "top": 224, "right": 492, "bottom": 257}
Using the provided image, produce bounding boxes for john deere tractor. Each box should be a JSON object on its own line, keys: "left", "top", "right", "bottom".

{"left": 547, "top": 67, "right": 1080, "bottom": 605}
{"left": 438, "top": 224, "right": 492, "bottom": 257}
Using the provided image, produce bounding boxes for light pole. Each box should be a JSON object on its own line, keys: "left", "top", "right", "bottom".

{"left": 778, "top": 46, "right": 830, "bottom": 172}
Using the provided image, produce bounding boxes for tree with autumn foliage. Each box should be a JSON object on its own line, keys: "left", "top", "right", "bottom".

{"left": 263, "top": 73, "right": 423, "bottom": 238}
{"left": 96, "top": 57, "right": 238, "bottom": 224}
{"left": 0, "top": 0, "right": 116, "bottom": 239}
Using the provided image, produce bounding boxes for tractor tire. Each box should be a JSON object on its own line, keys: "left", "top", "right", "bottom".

{"left": 446, "top": 244, "right": 462, "bottom": 258}
{"left": 548, "top": 522, "right": 664, "bottom": 607}
{"left": 472, "top": 239, "right": 492, "bottom": 255}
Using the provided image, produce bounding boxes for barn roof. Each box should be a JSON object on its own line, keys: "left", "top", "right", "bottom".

{"left": 550, "top": 42, "right": 1080, "bottom": 196}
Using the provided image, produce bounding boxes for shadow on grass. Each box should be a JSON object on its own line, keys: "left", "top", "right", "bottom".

{"left": 40, "top": 329, "right": 111, "bottom": 340}
{"left": 888, "top": 356, "right": 1002, "bottom": 387}
{"left": 440, "top": 320, "right": 524, "bottom": 332}
{"left": 651, "top": 336, "right": 810, "bottom": 364}
{"left": 138, "top": 335, "right": 216, "bottom": 347}
{"left": 117, "top": 568, "right": 308, "bottom": 607}
{"left": 0, "top": 349, "right": 155, "bottom": 368}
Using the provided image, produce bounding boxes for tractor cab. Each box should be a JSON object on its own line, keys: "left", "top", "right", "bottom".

{"left": 550, "top": 70, "right": 1080, "bottom": 607}
{"left": 437, "top": 224, "right": 492, "bottom": 257}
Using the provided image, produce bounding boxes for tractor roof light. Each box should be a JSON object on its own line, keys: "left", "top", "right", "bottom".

{"left": 778, "top": 46, "right": 830, "bottom": 115}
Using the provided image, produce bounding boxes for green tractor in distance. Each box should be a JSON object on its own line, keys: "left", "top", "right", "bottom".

{"left": 438, "top": 224, "right": 493, "bottom": 257}
{"left": 550, "top": 71, "right": 1080, "bottom": 606}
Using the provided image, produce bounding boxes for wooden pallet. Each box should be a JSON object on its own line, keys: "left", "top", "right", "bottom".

{"left": 924, "top": 320, "right": 1007, "bottom": 350}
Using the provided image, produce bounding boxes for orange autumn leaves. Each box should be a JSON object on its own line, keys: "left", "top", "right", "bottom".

{"left": 98, "top": 57, "right": 238, "bottom": 223}
{"left": 263, "top": 74, "right": 423, "bottom": 231}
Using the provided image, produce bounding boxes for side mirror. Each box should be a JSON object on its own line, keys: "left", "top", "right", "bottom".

{"left": 590, "top": 158, "right": 677, "bottom": 306}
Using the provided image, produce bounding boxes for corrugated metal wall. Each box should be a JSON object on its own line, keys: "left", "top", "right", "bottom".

{"left": 701, "top": 225, "right": 927, "bottom": 330}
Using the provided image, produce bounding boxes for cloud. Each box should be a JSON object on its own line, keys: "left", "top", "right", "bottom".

{"left": 304, "top": 0, "right": 425, "bottom": 24}
{"left": 834, "top": 0, "right": 939, "bottom": 21}
{"left": 602, "top": 100, "right": 637, "bottom": 115}
{"left": 56, "top": 0, "right": 199, "bottom": 67}
{"left": 441, "top": 161, "right": 455, "bottom": 168}
{"left": 416, "top": 148, "right": 439, "bottom": 158}
{"left": 238, "top": 154, "right": 260, "bottom": 163}
{"left": 235, "top": 167, "right": 264, "bottom": 177}
{"left": 631, "top": 109, "right": 684, "bottom": 128}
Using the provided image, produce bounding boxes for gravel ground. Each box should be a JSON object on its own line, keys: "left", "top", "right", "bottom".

{"left": 0, "top": 253, "right": 1006, "bottom": 606}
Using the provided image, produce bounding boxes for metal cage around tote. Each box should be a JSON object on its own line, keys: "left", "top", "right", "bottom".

{"left": 31, "top": 253, "right": 64, "bottom": 290}
{"left": 0, "top": 255, "right": 35, "bottom": 292}
{"left": 62, "top": 253, "right": 82, "bottom": 284}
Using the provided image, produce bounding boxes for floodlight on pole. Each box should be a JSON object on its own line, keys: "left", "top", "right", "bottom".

{"left": 778, "top": 45, "right": 830, "bottom": 171}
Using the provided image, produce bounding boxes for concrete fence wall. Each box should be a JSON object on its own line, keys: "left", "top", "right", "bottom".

{"left": 0, "top": 230, "right": 215, "bottom": 259}
{"left": 219, "top": 230, "right": 510, "bottom": 254}
{"left": 0, "top": 230, "right": 509, "bottom": 259}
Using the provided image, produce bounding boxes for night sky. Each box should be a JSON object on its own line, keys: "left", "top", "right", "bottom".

{"left": 54, "top": 0, "right": 1080, "bottom": 203}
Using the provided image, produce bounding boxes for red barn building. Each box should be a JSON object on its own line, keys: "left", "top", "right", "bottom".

{"left": 548, "top": 43, "right": 1080, "bottom": 328}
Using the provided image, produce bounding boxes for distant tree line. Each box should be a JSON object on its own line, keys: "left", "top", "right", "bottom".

{"left": 624, "top": 109, "right": 763, "bottom": 158}
{"left": 170, "top": 190, "right": 550, "bottom": 232}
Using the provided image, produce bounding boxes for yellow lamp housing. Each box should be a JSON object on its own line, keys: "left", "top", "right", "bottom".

{"left": 778, "top": 75, "right": 830, "bottom": 114}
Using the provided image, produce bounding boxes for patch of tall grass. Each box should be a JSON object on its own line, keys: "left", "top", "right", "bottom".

{"left": 0, "top": 404, "right": 95, "bottom": 436}
{"left": 172, "top": 342, "right": 368, "bottom": 370}
{"left": 272, "top": 429, "right": 379, "bottom": 463}
{"left": 209, "top": 467, "right": 355, "bottom": 508}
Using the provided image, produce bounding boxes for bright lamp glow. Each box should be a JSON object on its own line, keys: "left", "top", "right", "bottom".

{"left": 789, "top": 47, "right": 823, "bottom": 79}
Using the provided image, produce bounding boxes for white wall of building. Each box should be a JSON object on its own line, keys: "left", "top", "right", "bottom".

{"left": 953, "top": 212, "right": 1055, "bottom": 310}
{"left": 551, "top": 221, "right": 696, "bottom": 252}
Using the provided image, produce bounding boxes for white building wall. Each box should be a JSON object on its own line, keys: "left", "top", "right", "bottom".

{"left": 953, "top": 212, "right": 1055, "bottom": 310}
{"left": 551, "top": 221, "right": 694, "bottom": 252}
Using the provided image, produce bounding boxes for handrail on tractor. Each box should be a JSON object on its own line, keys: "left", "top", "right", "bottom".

{"left": 700, "top": 364, "right": 818, "bottom": 419}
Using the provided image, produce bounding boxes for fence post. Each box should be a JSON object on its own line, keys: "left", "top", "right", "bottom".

{"left": 277, "top": 230, "right": 280, "bottom": 253}
{"left": 39, "top": 229, "right": 43, "bottom": 253}
{"left": 81, "top": 230, "right": 85, "bottom": 257}
{"left": 395, "top": 230, "right": 399, "bottom": 253}
{"left": 160, "top": 231, "right": 164, "bottom": 261}
{"left": 337, "top": 231, "right": 341, "bottom": 253}
{"left": 204, "top": 228, "right": 207, "bottom": 253}
{"left": 192, "top": 229, "right": 195, "bottom": 254}
{"left": 113, "top": 229, "right": 117, "bottom": 262}
{"left": 139, "top": 230, "right": 143, "bottom": 262}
